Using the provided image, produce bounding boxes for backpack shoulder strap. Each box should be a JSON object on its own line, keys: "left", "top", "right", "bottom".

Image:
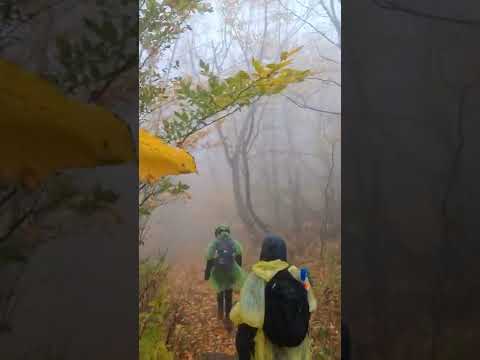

{"left": 287, "top": 265, "right": 301, "bottom": 282}
{"left": 269, "top": 266, "right": 293, "bottom": 283}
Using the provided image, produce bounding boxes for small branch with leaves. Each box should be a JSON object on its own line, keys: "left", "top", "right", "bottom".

{"left": 161, "top": 47, "right": 312, "bottom": 146}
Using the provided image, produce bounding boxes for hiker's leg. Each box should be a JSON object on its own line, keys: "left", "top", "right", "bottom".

{"left": 236, "top": 324, "right": 257, "bottom": 360}
{"left": 217, "top": 291, "right": 224, "bottom": 320}
{"left": 224, "top": 288, "right": 233, "bottom": 318}
{"left": 223, "top": 288, "right": 234, "bottom": 331}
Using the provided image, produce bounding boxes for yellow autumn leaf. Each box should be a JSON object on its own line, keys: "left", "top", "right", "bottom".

{"left": 0, "top": 59, "right": 134, "bottom": 188}
{"left": 252, "top": 58, "right": 270, "bottom": 78}
{"left": 139, "top": 128, "right": 197, "bottom": 183}
{"left": 281, "top": 46, "right": 303, "bottom": 61}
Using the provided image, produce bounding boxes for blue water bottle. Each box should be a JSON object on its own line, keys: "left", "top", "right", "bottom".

{"left": 300, "top": 267, "right": 310, "bottom": 290}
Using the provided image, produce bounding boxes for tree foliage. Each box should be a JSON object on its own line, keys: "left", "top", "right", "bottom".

{"left": 138, "top": 0, "right": 208, "bottom": 238}
{"left": 163, "top": 47, "right": 310, "bottom": 144}
{"left": 140, "top": 0, "right": 212, "bottom": 121}
{"left": 138, "top": 2, "right": 311, "bottom": 222}
{"left": 52, "top": 0, "right": 137, "bottom": 98}
{"left": 138, "top": 47, "right": 311, "bottom": 237}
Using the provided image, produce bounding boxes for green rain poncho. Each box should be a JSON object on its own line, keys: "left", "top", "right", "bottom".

{"left": 230, "top": 259, "right": 317, "bottom": 360}
{"left": 205, "top": 232, "right": 246, "bottom": 293}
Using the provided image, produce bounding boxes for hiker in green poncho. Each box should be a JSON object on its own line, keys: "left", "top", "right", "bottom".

{"left": 204, "top": 225, "right": 245, "bottom": 330}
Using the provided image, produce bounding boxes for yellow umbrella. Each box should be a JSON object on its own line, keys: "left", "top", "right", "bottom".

{"left": 0, "top": 59, "right": 134, "bottom": 188}
{"left": 139, "top": 128, "right": 197, "bottom": 183}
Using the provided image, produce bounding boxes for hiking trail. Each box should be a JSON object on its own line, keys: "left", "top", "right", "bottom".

{"left": 167, "top": 262, "right": 238, "bottom": 359}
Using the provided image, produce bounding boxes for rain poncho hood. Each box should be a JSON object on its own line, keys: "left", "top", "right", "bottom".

{"left": 215, "top": 224, "right": 231, "bottom": 237}
{"left": 205, "top": 232, "right": 245, "bottom": 293}
{"left": 259, "top": 234, "right": 287, "bottom": 262}
{"left": 230, "top": 236, "right": 317, "bottom": 360}
{"left": 251, "top": 259, "right": 290, "bottom": 282}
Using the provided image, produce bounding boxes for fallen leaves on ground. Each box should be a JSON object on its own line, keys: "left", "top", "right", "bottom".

{"left": 167, "top": 263, "right": 238, "bottom": 359}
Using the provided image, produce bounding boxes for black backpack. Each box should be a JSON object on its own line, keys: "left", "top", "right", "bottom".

{"left": 214, "top": 239, "right": 235, "bottom": 272}
{"left": 263, "top": 267, "right": 310, "bottom": 347}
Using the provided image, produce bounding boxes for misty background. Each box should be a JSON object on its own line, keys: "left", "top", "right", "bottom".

{"left": 141, "top": 0, "right": 341, "bottom": 261}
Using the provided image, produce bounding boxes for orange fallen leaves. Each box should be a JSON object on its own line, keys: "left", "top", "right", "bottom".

{"left": 165, "top": 243, "right": 340, "bottom": 359}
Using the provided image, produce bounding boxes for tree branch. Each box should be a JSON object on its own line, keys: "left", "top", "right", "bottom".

{"left": 283, "top": 94, "right": 340, "bottom": 115}
{"left": 178, "top": 106, "right": 243, "bottom": 146}
{"left": 0, "top": 196, "right": 41, "bottom": 245}
{"left": 0, "top": 187, "right": 18, "bottom": 209}
{"left": 371, "top": 0, "right": 480, "bottom": 25}
{"left": 89, "top": 54, "right": 137, "bottom": 103}
{"left": 277, "top": 0, "right": 339, "bottom": 47}
{"left": 307, "top": 76, "right": 341, "bottom": 87}
{"left": 0, "top": 0, "right": 68, "bottom": 50}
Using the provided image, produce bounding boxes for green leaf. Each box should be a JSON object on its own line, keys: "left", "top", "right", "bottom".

{"left": 140, "top": 207, "right": 151, "bottom": 216}
{"left": 237, "top": 70, "right": 250, "bottom": 80}
{"left": 252, "top": 58, "right": 264, "bottom": 75}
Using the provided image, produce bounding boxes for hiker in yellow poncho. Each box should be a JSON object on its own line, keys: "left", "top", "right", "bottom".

{"left": 230, "top": 235, "right": 317, "bottom": 360}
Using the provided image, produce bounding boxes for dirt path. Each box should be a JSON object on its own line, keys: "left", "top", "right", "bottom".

{"left": 168, "top": 263, "right": 239, "bottom": 359}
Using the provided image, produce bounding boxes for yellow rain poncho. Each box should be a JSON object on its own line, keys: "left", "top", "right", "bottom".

{"left": 230, "top": 260, "right": 317, "bottom": 360}
{"left": 139, "top": 128, "right": 197, "bottom": 182}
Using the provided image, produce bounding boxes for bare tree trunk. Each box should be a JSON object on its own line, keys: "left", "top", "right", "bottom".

{"left": 217, "top": 125, "right": 263, "bottom": 242}
{"left": 165, "top": 38, "right": 179, "bottom": 80}
{"left": 214, "top": 0, "right": 274, "bottom": 242}
{"left": 270, "top": 124, "right": 282, "bottom": 228}
{"left": 319, "top": 139, "right": 337, "bottom": 256}
{"left": 319, "top": 0, "right": 341, "bottom": 45}
{"left": 187, "top": 33, "right": 198, "bottom": 77}
{"left": 240, "top": 111, "right": 270, "bottom": 234}
{"left": 284, "top": 103, "right": 302, "bottom": 233}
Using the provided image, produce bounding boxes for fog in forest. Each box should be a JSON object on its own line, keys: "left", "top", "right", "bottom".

{"left": 141, "top": 0, "right": 341, "bottom": 261}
